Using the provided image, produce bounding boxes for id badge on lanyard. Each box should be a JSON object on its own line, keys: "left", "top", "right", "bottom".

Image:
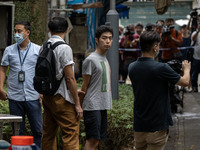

{"left": 17, "top": 43, "right": 31, "bottom": 82}
{"left": 18, "top": 70, "right": 25, "bottom": 82}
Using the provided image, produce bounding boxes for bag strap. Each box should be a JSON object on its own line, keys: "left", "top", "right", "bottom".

{"left": 51, "top": 41, "right": 67, "bottom": 50}
{"left": 42, "top": 41, "right": 48, "bottom": 49}
{"left": 50, "top": 41, "right": 67, "bottom": 82}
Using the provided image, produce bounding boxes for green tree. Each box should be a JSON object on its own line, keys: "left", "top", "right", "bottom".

{"left": 14, "top": 0, "right": 48, "bottom": 45}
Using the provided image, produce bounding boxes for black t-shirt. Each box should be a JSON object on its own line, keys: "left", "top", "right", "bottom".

{"left": 128, "top": 57, "right": 180, "bottom": 132}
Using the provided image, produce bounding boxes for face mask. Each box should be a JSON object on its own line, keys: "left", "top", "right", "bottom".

{"left": 14, "top": 33, "right": 27, "bottom": 45}
{"left": 48, "top": 32, "right": 52, "bottom": 38}
{"left": 155, "top": 49, "right": 159, "bottom": 57}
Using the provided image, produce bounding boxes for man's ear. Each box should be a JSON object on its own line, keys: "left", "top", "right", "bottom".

{"left": 27, "top": 30, "right": 30, "bottom": 36}
{"left": 95, "top": 38, "right": 98, "bottom": 46}
{"left": 153, "top": 44, "right": 158, "bottom": 52}
{"left": 64, "top": 28, "right": 68, "bottom": 34}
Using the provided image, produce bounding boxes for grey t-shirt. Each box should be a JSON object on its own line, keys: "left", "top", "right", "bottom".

{"left": 82, "top": 52, "right": 112, "bottom": 110}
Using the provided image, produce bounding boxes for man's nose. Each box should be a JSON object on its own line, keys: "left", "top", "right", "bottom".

{"left": 106, "top": 38, "right": 111, "bottom": 43}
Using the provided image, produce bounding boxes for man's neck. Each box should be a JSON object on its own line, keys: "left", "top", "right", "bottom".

{"left": 95, "top": 48, "right": 107, "bottom": 56}
{"left": 141, "top": 52, "right": 155, "bottom": 59}
{"left": 51, "top": 32, "right": 65, "bottom": 40}
{"left": 19, "top": 39, "right": 30, "bottom": 50}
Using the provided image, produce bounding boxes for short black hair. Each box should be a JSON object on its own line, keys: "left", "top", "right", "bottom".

{"left": 140, "top": 31, "right": 161, "bottom": 52}
{"left": 135, "top": 23, "right": 144, "bottom": 29}
{"left": 48, "top": 17, "right": 68, "bottom": 33}
{"left": 165, "top": 18, "right": 174, "bottom": 23}
{"left": 95, "top": 25, "right": 113, "bottom": 40}
{"left": 145, "top": 23, "right": 155, "bottom": 31}
{"left": 181, "top": 24, "right": 187, "bottom": 29}
{"left": 15, "top": 20, "right": 31, "bottom": 33}
{"left": 156, "top": 19, "right": 164, "bottom": 24}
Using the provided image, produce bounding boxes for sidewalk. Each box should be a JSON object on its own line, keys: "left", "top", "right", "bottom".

{"left": 165, "top": 92, "right": 200, "bottom": 150}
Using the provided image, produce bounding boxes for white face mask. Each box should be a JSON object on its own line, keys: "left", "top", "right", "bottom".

{"left": 48, "top": 32, "right": 52, "bottom": 38}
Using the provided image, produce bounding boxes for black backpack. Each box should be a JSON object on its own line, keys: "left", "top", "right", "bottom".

{"left": 33, "top": 41, "right": 66, "bottom": 96}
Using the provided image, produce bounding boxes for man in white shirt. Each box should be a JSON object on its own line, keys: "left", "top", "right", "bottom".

{"left": 41, "top": 17, "right": 83, "bottom": 150}
{"left": 191, "top": 23, "right": 200, "bottom": 92}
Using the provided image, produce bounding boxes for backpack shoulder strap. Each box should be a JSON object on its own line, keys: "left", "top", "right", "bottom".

{"left": 51, "top": 41, "right": 67, "bottom": 50}
{"left": 42, "top": 41, "right": 48, "bottom": 49}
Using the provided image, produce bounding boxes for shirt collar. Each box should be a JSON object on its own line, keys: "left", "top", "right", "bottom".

{"left": 17, "top": 40, "right": 31, "bottom": 51}
{"left": 138, "top": 57, "right": 154, "bottom": 61}
{"left": 51, "top": 35, "right": 64, "bottom": 41}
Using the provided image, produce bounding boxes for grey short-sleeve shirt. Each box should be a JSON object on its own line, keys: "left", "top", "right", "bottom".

{"left": 82, "top": 52, "right": 112, "bottom": 110}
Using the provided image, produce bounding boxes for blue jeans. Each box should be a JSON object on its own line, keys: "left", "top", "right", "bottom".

{"left": 9, "top": 99, "right": 42, "bottom": 148}
{"left": 191, "top": 58, "right": 200, "bottom": 88}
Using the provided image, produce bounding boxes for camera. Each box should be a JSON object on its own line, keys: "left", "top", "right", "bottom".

{"left": 167, "top": 59, "right": 182, "bottom": 74}
{"left": 162, "top": 25, "right": 174, "bottom": 36}
{"left": 191, "top": 9, "right": 198, "bottom": 33}
{"left": 191, "top": 9, "right": 198, "bottom": 19}
{"left": 124, "top": 27, "right": 134, "bottom": 41}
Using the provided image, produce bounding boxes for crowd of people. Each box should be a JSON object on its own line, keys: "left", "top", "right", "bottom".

{"left": 0, "top": 12, "right": 199, "bottom": 150}
{"left": 0, "top": 17, "right": 113, "bottom": 150}
{"left": 119, "top": 14, "right": 200, "bottom": 93}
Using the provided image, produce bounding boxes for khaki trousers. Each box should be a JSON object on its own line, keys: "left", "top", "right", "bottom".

{"left": 41, "top": 94, "right": 79, "bottom": 150}
{"left": 134, "top": 130, "right": 168, "bottom": 150}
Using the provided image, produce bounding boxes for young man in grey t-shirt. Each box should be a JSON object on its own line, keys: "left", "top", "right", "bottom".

{"left": 80, "top": 25, "right": 113, "bottom": 150}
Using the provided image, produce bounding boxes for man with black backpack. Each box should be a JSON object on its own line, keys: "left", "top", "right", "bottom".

{"left": 39, "top": 17, "right": 83, "bottom": 150}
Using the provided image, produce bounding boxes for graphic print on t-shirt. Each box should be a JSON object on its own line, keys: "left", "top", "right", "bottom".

{"left": 100, "top": 61, "right": 110, "bottom": 92}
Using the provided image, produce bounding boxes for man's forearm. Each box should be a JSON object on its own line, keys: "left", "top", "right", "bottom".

{"left": 0, "top": 66, "right": 7, "bottom": 90}
{"left": 66, "top": 77, "right": 80, "bottom": 105}
{"left": 186, "top": 17, "right": 191, "bottom": 31}
{"left": 177, "top": 69, "right": 190, "bottom": 87}
{"left": 182, "top": 69, "right": 190, "bottom": 85}
{"left": 192, "top": 31, "right": 199, "bottom": 42}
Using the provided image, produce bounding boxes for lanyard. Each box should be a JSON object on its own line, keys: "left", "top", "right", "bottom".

{"left": 17, "top": 43, "right": 31, "bottom": 67}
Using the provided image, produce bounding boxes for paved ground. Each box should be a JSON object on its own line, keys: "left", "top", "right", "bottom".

{"left": 165, "top": 92, "right": 200, "bottom": 150}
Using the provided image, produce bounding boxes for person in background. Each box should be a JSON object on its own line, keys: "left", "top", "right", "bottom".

{"left": 156, "top": 20, "right": 165, "bottom": 62}
{"left": 134, "top": 23, "right": 144, "bottom": 36}
{"left": 0, "top": 21, "right": 42, "bottom": 148}
{"left": 180, "top": 24, "right": 191, "bottom": 60}
{"left": 119, "top": 24, "right": 124, "bottom": 42}
{"left": 155, "top": 24, "right": 163, "bottom": 35}
{"left": 156, "top": 19, "right": 165, "bottom": 29}
{"left": 80, "top": 25, "right": 113, "bottom": 150}
{"left": 119, "top": 24, "right": 125, "bottom": 82}
{"left": 190, "top": 23, "right": 200, "bottom": 92}
{"left": 120, "top": 27, "right": 139, "bottom": 82}
{"left": 134, "top": 23, "right": 143, "bottom": 59}
{"left": 160, "top": 18, "right": 183, "bottom": 62}
{"left": 128, "top": 31, "right": 190, "bottom": 150}
{"left": 187, "top": 11, "right": 200, "bottom": 33}
{"left": 145, "top": 23, "right": 156, "bottom": 32}
{"left": 128, "top": 24, "right": 135, "bottom": 34}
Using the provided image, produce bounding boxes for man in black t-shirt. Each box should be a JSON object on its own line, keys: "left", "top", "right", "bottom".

{"left": 128, "top": 31, "right": 190, "bottom": 150}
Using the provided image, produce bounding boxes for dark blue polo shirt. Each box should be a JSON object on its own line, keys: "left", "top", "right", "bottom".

{"left": 128, "top": 57, "right": 180, "bottom": 132}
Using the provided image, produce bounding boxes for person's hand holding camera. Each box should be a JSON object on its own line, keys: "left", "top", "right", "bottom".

{"left": 182, "top": 60, "right": 191, "bottom": 73}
